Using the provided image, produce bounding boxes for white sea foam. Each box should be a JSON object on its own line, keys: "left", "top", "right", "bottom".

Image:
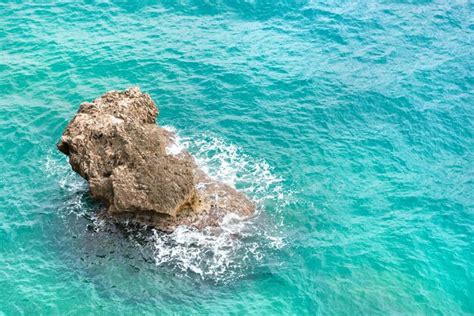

{"left": 163, "top": 125, "right": 186, "bottom": 156}
{"left": 44, "top": 153, "right": 92, "bottom": 217}
{"left": 154, "top": 129, "right": 289, "bottom": 281}
{"left": 178, "top": 132, "right": 285, "bottom": 207}
{"left": 45, "top": 154, "right": 87, "bottom": 194}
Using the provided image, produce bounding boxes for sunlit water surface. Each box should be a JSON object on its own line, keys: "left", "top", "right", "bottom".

{"left": 0, "top": 1, "right": 473, "bottom": 314}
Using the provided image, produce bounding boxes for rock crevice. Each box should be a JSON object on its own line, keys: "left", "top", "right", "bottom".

{"left": 58, "top": 87, "right": 254, "bottom": 231}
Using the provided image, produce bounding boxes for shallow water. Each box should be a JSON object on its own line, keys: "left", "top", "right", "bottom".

{"left": 0, "top": 1, "right": 473, "bottom": 314}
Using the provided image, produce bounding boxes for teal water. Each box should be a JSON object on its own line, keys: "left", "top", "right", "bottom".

{"left": 1, "top": 1, "right": 473, "bottom": 314}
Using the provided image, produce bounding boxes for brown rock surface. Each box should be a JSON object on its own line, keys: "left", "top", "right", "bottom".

{"left": 58, "top": 87, "right": 254, "bottom": 232}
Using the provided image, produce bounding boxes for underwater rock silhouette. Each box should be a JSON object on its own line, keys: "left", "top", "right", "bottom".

{"left": 57, "top": 87, "right": 254, "bottom": 232}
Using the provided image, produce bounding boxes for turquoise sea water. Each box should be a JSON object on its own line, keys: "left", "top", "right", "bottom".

{"left": 1, "top": 1, "right": 473, "bottom": 314}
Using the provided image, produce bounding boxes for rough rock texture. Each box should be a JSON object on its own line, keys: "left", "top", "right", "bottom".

{"left": 58, "top": 87, "right": 254, "bottom": 232}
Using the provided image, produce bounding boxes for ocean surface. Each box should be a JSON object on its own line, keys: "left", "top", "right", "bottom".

{"left": 0, "top": 1, "right": 473, "bottom": 314}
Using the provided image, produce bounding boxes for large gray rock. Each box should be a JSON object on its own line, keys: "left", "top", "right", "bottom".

{"left": 58, "top": 87, "right": 254, "bottom": 231}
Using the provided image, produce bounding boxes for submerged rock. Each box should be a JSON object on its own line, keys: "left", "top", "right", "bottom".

{"left": 58, "top": 87, "right": 254, "bottom": 232}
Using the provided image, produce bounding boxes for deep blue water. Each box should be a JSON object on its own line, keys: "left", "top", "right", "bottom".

{"left": 0, "top": 1, "right": 473, "bottom": 314}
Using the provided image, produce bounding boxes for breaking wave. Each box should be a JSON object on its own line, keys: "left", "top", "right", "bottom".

{"left": 44, "top": 127, "right": 290, "bottom": 282}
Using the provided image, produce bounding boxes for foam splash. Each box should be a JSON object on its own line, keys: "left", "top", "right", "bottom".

{"left": 157, "top": 127, "right": 288, "bottom": 281}
{"left": 45, "top": 154, "right": 86, "bottom": 195}
{"left": 163, "top": 126, "right": 186, "bottom": 156}
{"left": 163, "top": 125, "right": 285, "bottom": 208}
{"left": 44, "top": 128, "right": 289, "bottom": 282}
{"left": 152, "top": 216, "right": 244, "bottom": 278}
{"left": 150, "top": 214, "right": 285, "bottom": 281}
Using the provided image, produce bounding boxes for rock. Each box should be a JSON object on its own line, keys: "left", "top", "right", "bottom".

{"left": 58, "top": 87, "right": 254, "bottom": 232}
